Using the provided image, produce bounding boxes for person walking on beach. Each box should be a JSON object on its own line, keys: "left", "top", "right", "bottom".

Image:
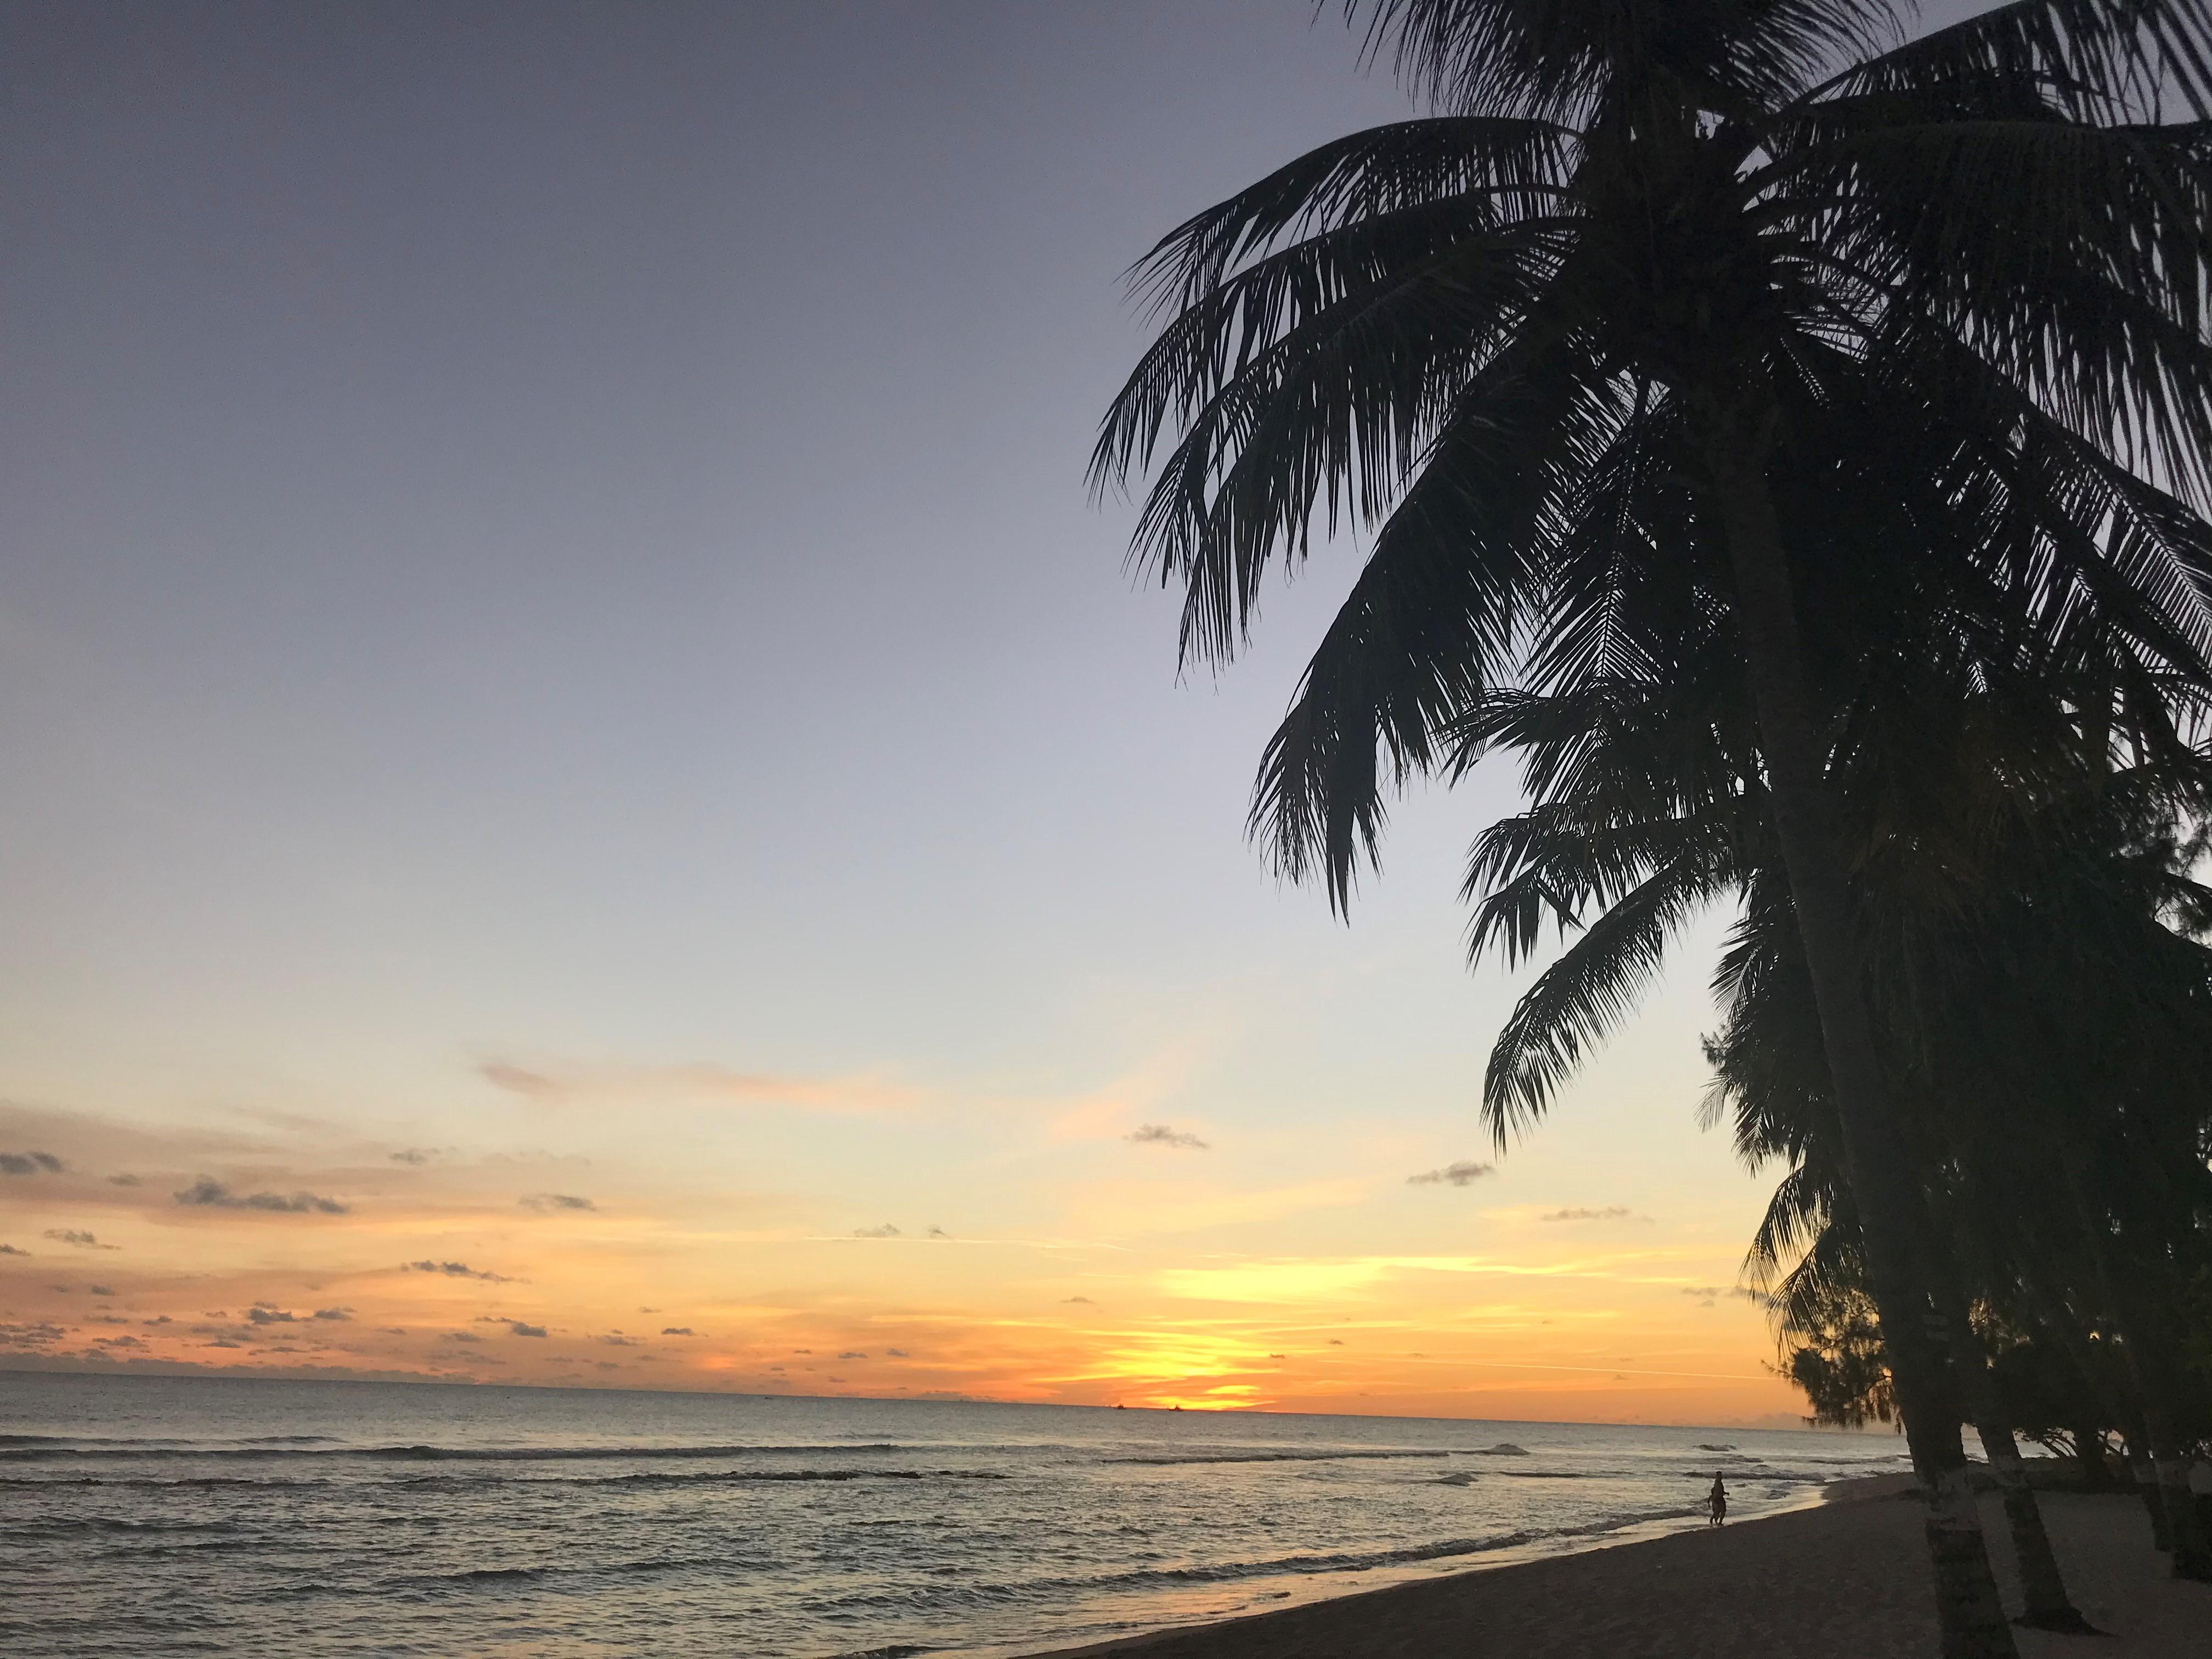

{"left": 1708, "top": 1473, "right": 1727, "bottom": 1528}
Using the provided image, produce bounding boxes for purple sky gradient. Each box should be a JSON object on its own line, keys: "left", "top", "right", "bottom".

{"left": 0, "top": 1, "right": 1987, "bottom": 1416}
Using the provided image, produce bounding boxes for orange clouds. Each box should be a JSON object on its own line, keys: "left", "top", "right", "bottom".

{"left": 0, "top": 1056, "right": 1805, "bottom": 1427}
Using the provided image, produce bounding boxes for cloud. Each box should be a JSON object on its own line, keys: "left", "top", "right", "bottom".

{"left": 1126, "top": 1124, "right": 1207, "bottom": 1150}
{"left": 837, "top": 1350, "right": 867, "bottom": 1360}
{"left": 0, "top": 1321, "right": 67, "bottom": 1348}
{"left": 479, "top": 1059, "right": 922, "bottom": 1116}
{"left": 1679, "top": 1285, "right": 1759, "bottom": 1308}
{"left": 42, "top": 1229, "right": 118, "bottom": 1250}
{"left": 478, "top": 1062, "right": 561, "bottom": 1097}
{"left": 246, "top": 1306, "right": 299, "bottom": 1324}
{"left": 0, "top": 1243, "right": 26, "bottom": 1256}
{"left": 389, "top": 1148, "right": 435, "bottom": 1165}
{"left": 403, "top": 1260, "right": 513, "bottom": 1282}
{"left": 0, "top": 1152, "right": 65, "bottom": 1176}
{"left": 852, "top": 1223, "right": 901, "bottom": 1238}
{"left": 885, "top": 1348, "right": 909, "bottom": 1358}
{"left": 596, "top": 1334, "right": 638, "bottom": 1347}
{"left": 660, "top": 1327, "right": 693, "bottom": 1336}
{"left": 107, "top": 1173, "right": 142, "bottom": 1187}
{"left": 1062, "top": 1295, "right": 1093, "bottom": 1304}
{"left": 173, "top": 1177, "right": 348, "bottom": 1215}
{"left": 1407, "top": 1161, "right": 1493, "bottom": 1187}
{"left": 439, "top": 1330, "right": 483, "bottom": 1344}
{"left": 505, "top": 1321, "right": 549, "bottom": 1339}
{"left": 89, "top": 1285, "right": 115, "bottom": 1297}
{"left": 519, "top": 1193, "right": 596, "bottom": 1213}
{"left": 1539, "top": 1206, "right": 1636, "bottom": 1223}
{"left": 926, "top": 1226, "right": 950, "bottom": 1239}
{"left": 313, "top": 1307, "right": 353, "bottom": 1322}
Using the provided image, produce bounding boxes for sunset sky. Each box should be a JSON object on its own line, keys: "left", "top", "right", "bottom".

{"left": 0, "top": 0, "right": 1956, "bottom": 1427}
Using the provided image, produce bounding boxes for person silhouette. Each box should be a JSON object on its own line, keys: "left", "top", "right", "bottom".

{"left": 1708, "top": 1471, "right": 1728, "bottom": 1527}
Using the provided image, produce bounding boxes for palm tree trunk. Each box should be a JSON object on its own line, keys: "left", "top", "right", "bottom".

{"left": 1696, "top": 394, "right": 2018, "bottom": 1659}
{"left": 1925, "top": 1257, "right": 2089, "bottom": 1630}
{"left": 1996, "top": 1221, "right": 2136, "bottom": 1504}
{"left": 2069, "top": 1425, "right": 2113, "bottom": 1490}
{"left": 2128, "top": 1437, "right": 2174, "bottom": 1550}
{"left": 2121, "top": 1302, "right": 2212, "bottom": 1575}
{"left": 2147, "top": 1424, "right": 2212, "bottom": 1579}
{"left": 2059, "top": 1166, "right": 2212, "bottom": 1579}
{"left": 1969, "top": 1419, "right": 2089, "bottom": 1629}
{"left": 2133, "top": 1375, "right": 2212, "bottom": 1577}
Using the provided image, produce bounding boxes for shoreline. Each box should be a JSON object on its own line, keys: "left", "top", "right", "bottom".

{"left": 1016, "top": 1486, "right": 2205, "bottom": 1658}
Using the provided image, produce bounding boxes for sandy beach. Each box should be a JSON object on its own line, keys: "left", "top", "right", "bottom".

{"left": 1025, "top": 1488, "right": 2209, "bottom": 1658}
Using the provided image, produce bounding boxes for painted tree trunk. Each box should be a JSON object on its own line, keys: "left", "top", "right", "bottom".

{"left": 1698, "top": 406, "right": 2017, "bottom": 1659}
{"left": 1925, "top": 1246, "right": 2085, "bottom": 1630}
{"left": 1973, "top": 1421, "right": 2088, "bottom": 1630}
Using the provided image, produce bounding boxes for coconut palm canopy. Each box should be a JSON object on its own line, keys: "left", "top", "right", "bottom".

{"left": 1096, "top": 4, "right": 2212, "bottom": 1652}
{"left": 1095, "top": 0, "right": 2212, "bottom": 912}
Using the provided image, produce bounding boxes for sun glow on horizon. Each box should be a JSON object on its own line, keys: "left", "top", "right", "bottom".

{"left": 0, "top": 1040, "right": 1808, "bottom": 1429}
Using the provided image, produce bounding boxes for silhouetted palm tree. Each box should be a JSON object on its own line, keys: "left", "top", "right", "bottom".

{"left": 1097, "top": 7, "right": 2212, "bottom": 1651}
{"left": 1462, "top": 610, "right": 2123, "bottom": 1621}
{"left": 1471, "top": 627, "right": 2212, "bottom": 1590}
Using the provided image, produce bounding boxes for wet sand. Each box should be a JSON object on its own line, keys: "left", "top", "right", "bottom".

{"left": 1024, "top": 1489, "right": 2208, "bottom": 1658}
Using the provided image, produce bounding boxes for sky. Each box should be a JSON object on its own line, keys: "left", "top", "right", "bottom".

{"left": 0, "top": 0, "right": 1975, "bottom": 1426}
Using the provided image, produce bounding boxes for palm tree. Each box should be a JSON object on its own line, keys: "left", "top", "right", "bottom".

{"left": 1699, "top": 885, "right": 2188, "bottom": 1615}
{"left": 1096, "top": 7, "right": 2212, "bottom": 1652}
{"left": 1470, "top": 629, "right": 2212, "bottom": 1590}
{"left": 1460, "top": 619, "right": 2112, "bottom": 1621}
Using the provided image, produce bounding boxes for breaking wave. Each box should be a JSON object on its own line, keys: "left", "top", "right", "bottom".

{"left": 1103, "top": 1449, "right": 1453, "bottom": 1466}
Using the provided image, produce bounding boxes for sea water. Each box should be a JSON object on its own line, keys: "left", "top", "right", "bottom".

{"left": 1, "top": 1370, "right": 1911, "bottom": 1657}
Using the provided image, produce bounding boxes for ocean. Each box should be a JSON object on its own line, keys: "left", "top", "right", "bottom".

{"left": 2, "top": 1371, "right": 1911, "bottom": 1657}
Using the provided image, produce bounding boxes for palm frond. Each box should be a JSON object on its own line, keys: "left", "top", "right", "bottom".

{"left": 1746, "top": 1165, "right": 1847, "bottom": 1293}
{"left": 1481, "top": 855, "right": 1722, "bottom": 1142}
{"left": 1246, "top": 332, "right": 1627, "bottom": 905}
{"left": 1113, "top": 217, "right": 1570, "bottom": 667}
{"left": 1123, "top": 117, "right": 1575, "bottom": 316}
{"left": 1778, "top": 117, "right": 2212, "bottom": 500}
{"left": 1356, "top": 1, "right": 1905, "bottom": 121}
{"left": 1807, "top": 0, "right": 2212, "bottom": 122}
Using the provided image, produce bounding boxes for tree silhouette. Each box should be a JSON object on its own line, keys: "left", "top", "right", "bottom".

{"left": 1098, "top": 8, "right": 2212, "bottom": 1651}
